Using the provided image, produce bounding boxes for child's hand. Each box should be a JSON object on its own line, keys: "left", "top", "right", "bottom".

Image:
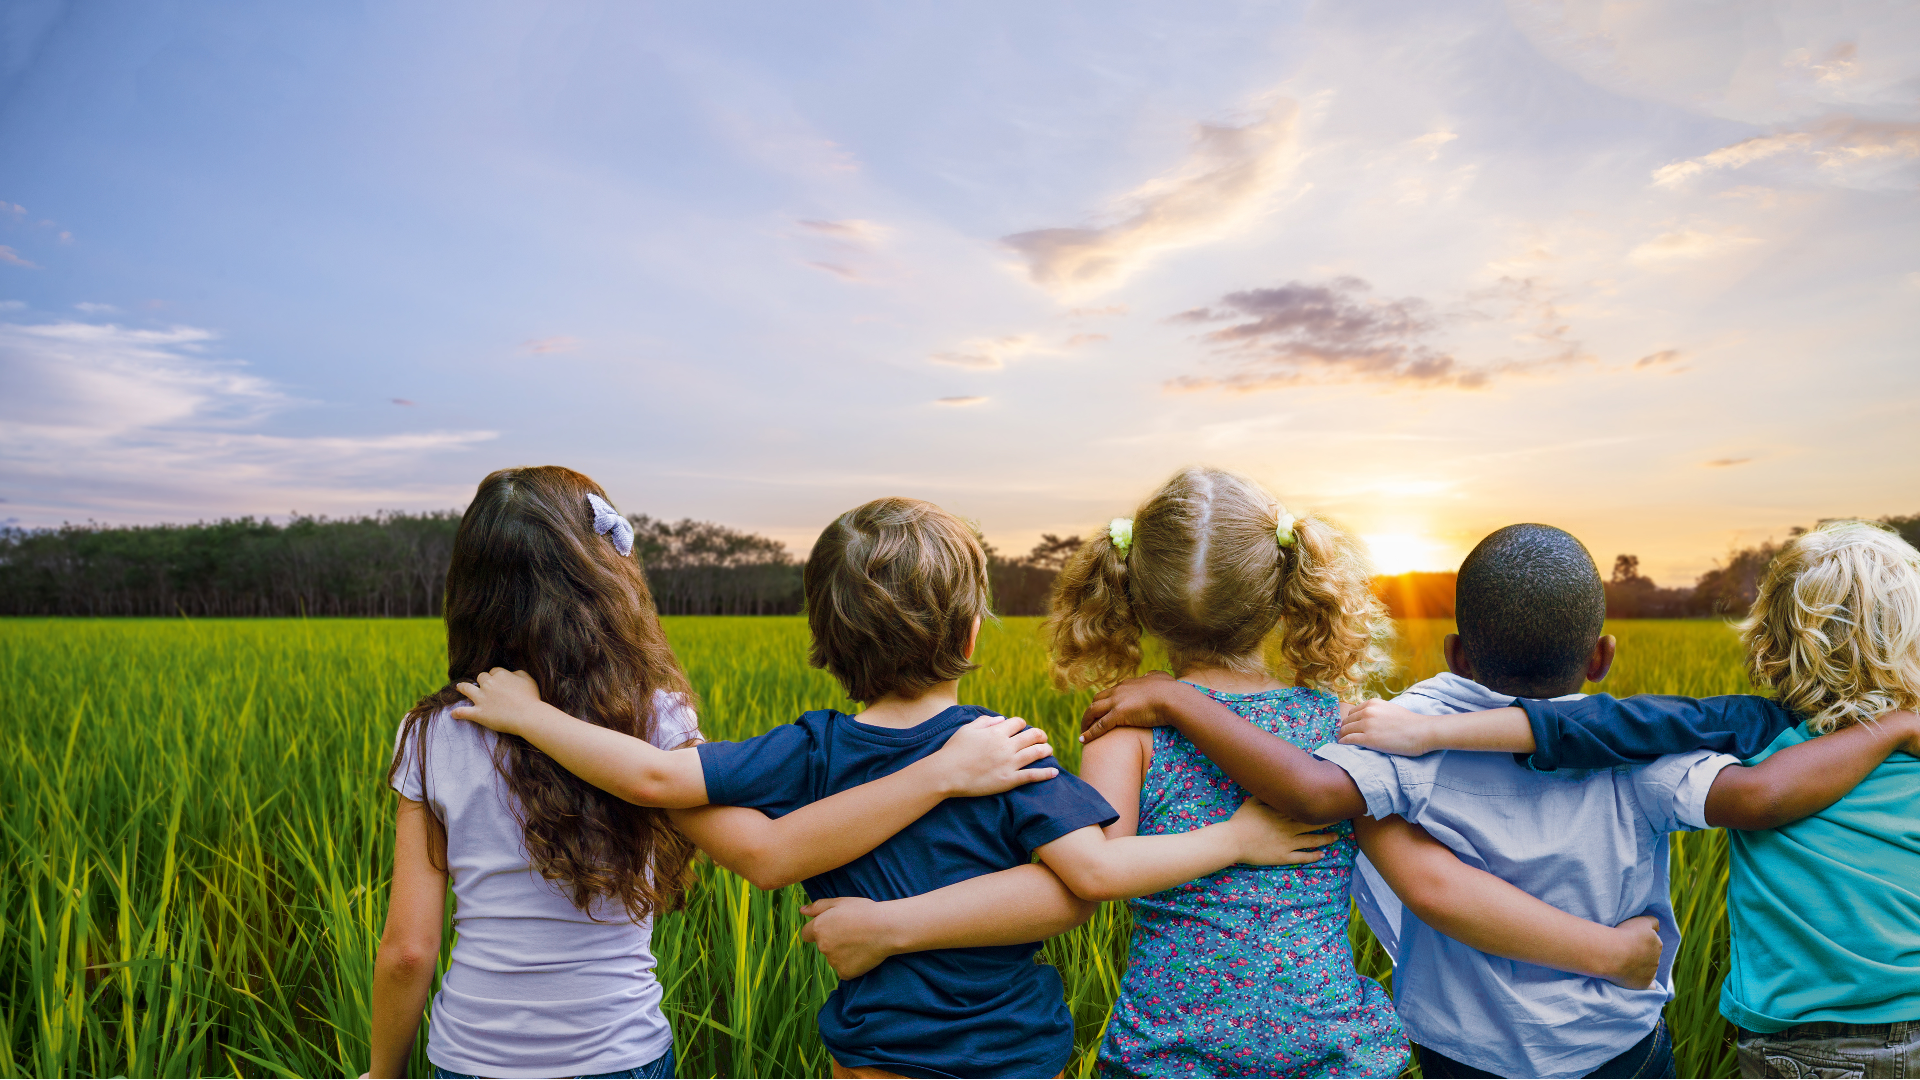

{"left": 1080, "top": 670, "right": 1180, "bottom": 744}
{"left": 1223, "top": 799, "right": 1338, "bottom": 866}
{"left": 1338, "top": 699, "right": 1436, "bottom": 757}
{"left": 800, "top": 896, "right": 896, "bottom": 979}
{"left": 1886, "top": 709, "right": 1920, "bottom": 756}
{"left": 930, "top": 714, "right": 1059, "bottom": 797}
{"left": 1601, "top": 914, "right": 1663, "bottom": 990}
{"left": 450, "top": 667, "right": 547, "bottom": 736}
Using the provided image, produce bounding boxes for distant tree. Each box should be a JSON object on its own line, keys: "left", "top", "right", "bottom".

{"left": 986, "top": 534, "right": 1084, "bottom": 616}
{"left": 1604, "top": 553, "right": 1696, "bottom": 618}
{"left": 629, "top": 515, "right": 802, "bottom": 615}
{"left": 1881, "top": 513, "right": 1920, "bottom": 552}
{"left": 1690, "top": 541, "right": 1781, "bottom": 617}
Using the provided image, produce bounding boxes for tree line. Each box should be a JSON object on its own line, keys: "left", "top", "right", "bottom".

{"left": 5, "top": 511, "right": 1913, "bottom": 619}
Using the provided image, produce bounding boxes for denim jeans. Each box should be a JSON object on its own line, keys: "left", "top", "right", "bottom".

{"left": 1416, "top": 1018, "right": 1673, "bottom": 1078}
{"left": 1737, "top": 1020, "right": 1920, "bottom": 1078}
{"left": 432, "top": 1044, "right": 674, "bottom": 1080}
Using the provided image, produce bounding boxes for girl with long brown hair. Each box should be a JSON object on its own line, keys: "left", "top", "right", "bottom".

{"left": 365, "top": 467, "right": 1057, "bottom": 1079}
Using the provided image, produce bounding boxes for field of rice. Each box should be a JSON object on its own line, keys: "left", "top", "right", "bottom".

{"left": 0, "top": 616, "right": 1759, "bottom": 1078}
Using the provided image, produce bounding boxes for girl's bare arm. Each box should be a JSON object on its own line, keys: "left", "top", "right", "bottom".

{"left": 367, "top": 799, "right": 447, "bottom": 1078}
{"left": 1081, "top": 672, "right": 1368, "bottom": 824}
{"left": 1037, "top": 721, "right": 1333, "bottom": 902}
{"left": 1355, "top": 815, "right": 1663, "bottom": 989}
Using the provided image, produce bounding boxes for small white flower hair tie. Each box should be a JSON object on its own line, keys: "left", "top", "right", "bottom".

{"left": 1108, "top": 517, "right": 1135, "bottom": 558}
{"left": 1274, "top": 509, "right": 1297, "bottom": 548}
{"left": 586, "top": 493, "right": 635, "bottom": 557}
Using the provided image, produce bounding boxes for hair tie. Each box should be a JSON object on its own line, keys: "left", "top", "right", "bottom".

{"left": 587, "top": 493, "right": 635, "bottom": 557}
{"left": 1108, "top": 517, "right": 1135, "bottom": 558}
{"left": 1275, "top": 510, "right": 1297, "bottom": 548}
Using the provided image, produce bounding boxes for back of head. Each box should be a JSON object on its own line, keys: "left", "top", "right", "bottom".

{"left": 1453, "top": 524, "right": 1606, "bottom": 698}
{"left": 805, "top": 497, "right": 990, "bottom": 703}
{"left": 1742, "top": 519, "right": 1920, "bottom": 733}
{"left": 1046, "top": 466, "right": 1388, "bottom": 695}
{"left": 397, "top": 465, "right": 694, "bottom": 922}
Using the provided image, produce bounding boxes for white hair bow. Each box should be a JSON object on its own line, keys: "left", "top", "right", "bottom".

{"left": 586, "top": 493, "right": 635, "bottom": 557}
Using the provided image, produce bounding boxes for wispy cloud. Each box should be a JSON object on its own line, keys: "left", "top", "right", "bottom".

{"left": 1002, "top": 99, "right": 1300, "bottom": 295}
{"left": 1166, "top": 277, "right": 1479, "bottom": 391}
{"left": 1065, "top": 333, "right": 1108, "bottom": 348}
{"left": 521, "top": 335, "right": 581, "bottom": 354}
{"left": 1068, "top": 304, "right": 1129, "bottom": 317}
{"left": 1628, "top": 229, "right": 1763, "bottom": 265}
{"left": 0, "top": 320, "right": 493, "bottom": 522}
{"left": 0, "top": 246, "right": 35, "bottom": 268}
{"left": 1705, "top": 457, "right": 1753, "bottom": 468}
{"left": 1653, "top": 116, "right": 1920, "bottom": 190}
{"left": 73, "top": 301, "right": 118, "bottom": 313}
{"left": 1636, "top": 349, "right": 1683, "bottom": 369}
{"left": 936, "top": 395, "right": 987, "bottom": 406}
{"left": 806, "top": 261, "right": 861, "bottom": 280}
{"left": 798, "top": 219, "right": 888, "bottom": 245}
{"left": 929, "top": 335, "right": 1044, "bottom": 371}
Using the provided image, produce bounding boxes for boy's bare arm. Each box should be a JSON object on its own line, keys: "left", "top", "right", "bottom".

{"left": 1705, "top": 710, "right": 1920, "bottom": 830}
{"left": 799, "top": 864, "right": 1096, "bottom": 979}
{"left": 1080, "top": 673, "right": 1367, "bottom": 824}
{"left": 1354, "top": 815, "right": 1663, "bottom": 990}
{"left": 1339, "top": 701, "right": 1534, "bottom": 757}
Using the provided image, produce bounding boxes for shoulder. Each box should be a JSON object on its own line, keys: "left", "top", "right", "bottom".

{"left": 1080, "top": 727, "right": 1151, "bottom": 770}
{"left": 648, "top": 690, "right": 702, "bottom": 750}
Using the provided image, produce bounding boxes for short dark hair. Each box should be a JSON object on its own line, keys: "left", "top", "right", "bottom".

{"left": 1454, "top": 524, "right": 1606, "bottom": 696}
{"left": 804, "top": 497, "right": 989, "bottom": 703}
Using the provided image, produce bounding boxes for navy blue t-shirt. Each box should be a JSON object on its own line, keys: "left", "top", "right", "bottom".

{"left": 1515, "top": 693, "right": 1799, "bottom": 771}
{"left": 697, "top": 704, "right": 1117, "bottom": 1079}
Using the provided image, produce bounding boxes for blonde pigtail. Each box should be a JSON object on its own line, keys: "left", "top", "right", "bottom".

{"left": 1044, "top": 531, "right": 1143, "bottom": 689}
{"left": 1274, "top": 514, "right": 1393, "bottom": 699}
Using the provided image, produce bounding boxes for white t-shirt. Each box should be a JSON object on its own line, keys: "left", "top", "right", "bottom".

{"left": 390, "top": 692, "right": 699, "bottom": 1078}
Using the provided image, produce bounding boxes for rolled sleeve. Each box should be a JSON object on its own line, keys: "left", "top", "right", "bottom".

{"left": 1634, "top": 750, "right": 1740, "bottom": 833}
{"left": 1311, "top": 743, "right": 1409, "bottom": 820}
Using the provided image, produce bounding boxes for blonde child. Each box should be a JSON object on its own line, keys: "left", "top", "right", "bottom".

{"left": 367, "top": 469, "right": 1065, "bottom": 1080}
{"left": 454, "top": 495, "right": 1329, "bottom": 1079}
{"left": 1341, "top": 520, "right": 1920, "bottom": 1077}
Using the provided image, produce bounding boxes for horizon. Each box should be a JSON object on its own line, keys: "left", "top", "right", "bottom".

{"left": 3, "top": 2, "right": 1916, "bottom": 584}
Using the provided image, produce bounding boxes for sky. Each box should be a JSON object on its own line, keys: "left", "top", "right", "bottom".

{"left": 1, "top": 0, "right": 1916, "bottom": 584}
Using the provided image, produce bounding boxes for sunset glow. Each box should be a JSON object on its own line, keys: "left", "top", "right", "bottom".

{"left": 1360, "top": 533, "right": 1455, "bottom": 577}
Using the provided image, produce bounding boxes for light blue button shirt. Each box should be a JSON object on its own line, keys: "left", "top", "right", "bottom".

{"left": 1314, "top": 673, "right": 1735, "bottom": 1079}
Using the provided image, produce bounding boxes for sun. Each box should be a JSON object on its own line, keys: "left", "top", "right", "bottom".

{"left": 1361, "top": 532, "right": 1451, "bottom": 576}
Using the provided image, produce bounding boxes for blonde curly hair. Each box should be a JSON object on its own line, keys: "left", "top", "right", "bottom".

{"left": 1045, "top": 466, "right": 1390, "bottom": 697}
{"left": 1740, "top": 519, "right": 1920, "bottom": 733}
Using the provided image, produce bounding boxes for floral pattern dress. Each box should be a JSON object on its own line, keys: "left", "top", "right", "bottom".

{"left": 1097, "top": 685, "right": 1409, "bottom": 1079}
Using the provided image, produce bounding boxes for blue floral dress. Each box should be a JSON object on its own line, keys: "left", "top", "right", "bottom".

{"left": 1097, "top": 685, "right": 1408, "bottom": 1079}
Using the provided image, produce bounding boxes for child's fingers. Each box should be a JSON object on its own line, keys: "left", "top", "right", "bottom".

{"left": 1010, "top": 726, "right": 1049, "bottom": 749}
{"left": 1011, "top": 745, "right": 1055, "bottom": 769}
{"left": 1005, "top": 766, "right": 1060, "bottom": 786}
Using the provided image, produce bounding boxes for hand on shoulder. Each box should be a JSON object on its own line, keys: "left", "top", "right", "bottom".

{"left": 450, "top": 667, "right": 547, "bottom": 735}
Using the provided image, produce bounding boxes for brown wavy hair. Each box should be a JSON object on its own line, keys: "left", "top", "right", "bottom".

{"left": 388, "top": 466, "right": 697, "bottom": 923}
{"left": 1046, "top": 466, "right": 1390, "bottom": 697}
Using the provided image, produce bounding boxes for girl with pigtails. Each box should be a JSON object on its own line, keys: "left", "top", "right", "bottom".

{"left": 1057, "top": 467, "right": 1677, "bottom": 1079}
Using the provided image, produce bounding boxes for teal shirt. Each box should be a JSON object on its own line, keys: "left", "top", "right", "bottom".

{"left": 1722, "top": 723, "right": 1920, "bottom": 1032}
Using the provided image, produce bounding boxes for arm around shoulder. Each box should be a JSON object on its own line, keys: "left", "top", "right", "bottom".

{"left": 1704, "top": 710, "right": 1920, "bottom": 831}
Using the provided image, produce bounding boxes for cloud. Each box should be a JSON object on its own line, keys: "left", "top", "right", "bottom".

{"left": 1653, "top": 115, "right": 1920, "bottom": 190}
{"left": 392, "top": 398, "right": 417, "bottom": 407}
{"left": 1628, "top": 229, "right": 1763, "bottom": 265}
{"left": 0, "top": 246, "right": 35, "bottom": 268}
{"left": 936, "top": 396, "right": 987, "bottom": 406}
{"left": 1635, "top": 349, "right": 1682, "bottom": 369}
{"left": 521, "top": 335, "right": 581, "bottom": 354}
{"left": 1068, "top": 305, "right": 1129, "bottom": 317}
{"left": 1065, "top": 333, "right": 1108, "bottom": 348}
{"left": 1167, "top": 277, "right": 1482, "bottom": 391}
{"left": 806, "top": 261, "right": 861, "bottom": 280}
{"left": 929, "top": 335, "right": 1044, "bottom": 371}
{"left": 1001, "top": 99, "right": 1301, "bottom": 295}
{"left": 73, "top": 301, "right": 118, "bottom": 314}
{"left": 1705, "top": 457, "right": 1753, "bottom": 468}
{"left": 798, "top": 219, "right": 888, "bottom": 245}
{"left": 0, "top": 320, "right": 494, "bottom": 523}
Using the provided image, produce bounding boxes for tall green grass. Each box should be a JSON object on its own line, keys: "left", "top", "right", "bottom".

{"left": 0, "top": 617, "right": 1750, "bottom": 1077}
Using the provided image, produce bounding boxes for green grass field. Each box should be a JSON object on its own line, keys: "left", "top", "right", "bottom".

{"left": 0, "top": 616, "right": 1759, "bottom": 1078}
